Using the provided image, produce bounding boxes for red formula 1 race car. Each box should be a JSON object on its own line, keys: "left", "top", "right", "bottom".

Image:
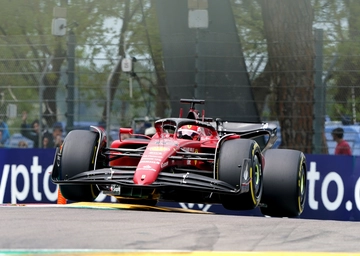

{"left": 51, "top": 99, "right": 307, "bottom": 217}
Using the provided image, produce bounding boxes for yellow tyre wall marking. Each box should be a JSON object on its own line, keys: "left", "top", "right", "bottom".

{"left": 250, "top": 142, "right": 261, "bottom": 205}
{"left": 298, "top": 154, "right": 305, "bottom": 214}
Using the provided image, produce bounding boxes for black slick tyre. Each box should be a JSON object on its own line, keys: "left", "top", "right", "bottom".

{"left": 59, "top": 130, "right": 101, "bottom": 202}
{"left": 217, "top": 139, "right": 263, "bottom": 210}
{"left": 260, "top": 149, "right": 306, "bottom": 217}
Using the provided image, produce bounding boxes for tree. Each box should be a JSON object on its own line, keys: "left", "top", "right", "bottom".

{"left": 259, "top": 0, "right": 316, "bottom": 153}
{"left": 98, "top": 0, "right": 171, "bottom": 124}
{"left": 0, "top": 0, "right": 128, "bottom": 128}
{"left": 231, "top": 0, "right": 271, "bottom": 117}
{"left": 99, "top": 0, "right": 170, "bottom": 123}
{"left": 331, "top": 1, "right": 360, "bottom": 123}
{"left": 0, "top": 1, "right": 67, "bottom": 128}
{"left": 143, "top": 0, "right": 170, "bottom": 118}
{"left": 100, "top": 0, "right": 136, "bottom": 124}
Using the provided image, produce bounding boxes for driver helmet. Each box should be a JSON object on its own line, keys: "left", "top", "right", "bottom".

{"left": 177, "top": 125, "right": 202, "bottom": 140}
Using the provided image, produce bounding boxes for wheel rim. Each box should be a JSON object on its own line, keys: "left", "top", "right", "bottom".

{"left": 299, "top": 164, "right": 306, "bottom": 205}
{"left": 253, "top": 154, "right": 262, "bottom": 198}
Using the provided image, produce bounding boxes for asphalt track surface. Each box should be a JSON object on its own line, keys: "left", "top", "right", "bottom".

{"left": 1, "top": 203, "right": 360, "bottom": 256}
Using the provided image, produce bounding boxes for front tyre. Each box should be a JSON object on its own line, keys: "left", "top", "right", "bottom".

{"left": 217, "top": 139, "right": 263, "bottom": 210}
{"left": 260, "top": 149, "right": 306, "bottom": 217}
{"left": 59, "top": 130, "right": 101, "bottom": 202}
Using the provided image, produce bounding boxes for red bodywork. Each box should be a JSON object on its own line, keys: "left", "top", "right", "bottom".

{"left": 110, "top": 125, "right": 220, "bottom": 186}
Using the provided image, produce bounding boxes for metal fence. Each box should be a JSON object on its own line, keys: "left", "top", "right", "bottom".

{"left": 0, "top": 34, "right": 158, "bottom": 148}
{"left": 0, "top": 32, "right": 359, "bottom": 153}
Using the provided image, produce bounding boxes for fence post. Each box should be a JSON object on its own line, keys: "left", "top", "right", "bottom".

{"left": 313, "top": 29, "right": 325, "bottom": 154}
{"left": 66, "top": 29, "right": 76, "bottom": 133}
{"left": 39, "top": 56, "right": 54, "bottom": 148}
{"left": 106, "top": 56, "right": 122, "bottom": 146}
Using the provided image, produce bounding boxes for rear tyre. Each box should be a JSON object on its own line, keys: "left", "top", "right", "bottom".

{"left": 59, "top": 130, "right": 101, "bottom": 202}
{"left": 217, "top": 139, "right": 263, "bottom": 210}
{"left": 260, "top": 149, "right": 306, "bottom": 217}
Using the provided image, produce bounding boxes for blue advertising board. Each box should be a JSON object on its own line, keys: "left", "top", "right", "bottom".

{"left": 0, "top": 149, "right": 359, "bottom": 221}
{"left": 302, "top": 154, "right": 357, "bottom": 221}
{"left": 0, "top": 149, "right": 57, "bottom": 204}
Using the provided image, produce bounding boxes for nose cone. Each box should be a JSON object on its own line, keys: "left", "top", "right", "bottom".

{"left": 133, "top": 169, "right": 158, "bottom": 185}
{"left": 133, "top": 140, "right": 177, "bottom": 185}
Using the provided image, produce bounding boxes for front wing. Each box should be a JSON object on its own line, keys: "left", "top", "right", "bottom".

{"left": 51, "top": 165, "right": 251, "bottom": 196}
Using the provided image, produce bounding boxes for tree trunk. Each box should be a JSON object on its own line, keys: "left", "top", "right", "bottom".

{"left": 101, "top": 0, "right": 131, "bottom": 123}
{"left": 260, "top": 0, "right": 315, "bottom": 153}
{"left": 251, "top": 62, "right": 272, "bottom": 117}
{"left": 146, "top": 0, "right": 170, "bottom": 118}
{"left": 43, "top": 39, "right": 66, "bottom": 127}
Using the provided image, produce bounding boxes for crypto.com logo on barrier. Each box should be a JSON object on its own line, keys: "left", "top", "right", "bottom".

{"left": 0, "top": 149, "right": 57, "bottom": 204}
{"left": 302, "top": 154, "right": 360, "bottom": 221}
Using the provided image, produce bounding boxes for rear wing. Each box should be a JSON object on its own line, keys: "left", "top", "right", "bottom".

{"left": 216, "top": 120, "right": 278, "bottom": 151}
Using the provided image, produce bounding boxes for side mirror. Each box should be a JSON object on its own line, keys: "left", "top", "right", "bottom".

{"left": 119, "top": 128, "right": 133, "bottom": 141}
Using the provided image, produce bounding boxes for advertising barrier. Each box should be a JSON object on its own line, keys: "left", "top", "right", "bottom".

{"left": 0, "top": 149, "right": 57, "bottom": 204}
{"left": 0, "top": 148, "right": 358, "bottom": 221}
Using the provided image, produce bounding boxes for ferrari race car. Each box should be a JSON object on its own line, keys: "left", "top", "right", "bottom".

{"left": 51, "top": 99, "right": 307, "bottom": 217}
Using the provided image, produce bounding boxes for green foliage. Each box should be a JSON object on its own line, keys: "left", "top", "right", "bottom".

{"left": 230, "top": 0, "right": 266, "bottom": 75}
{"left": 231, "top": 0, "right": 360, "bottom": 124}
{"left": 2, "top": 0, "right": 360, "bottom": 133}
{"left": 0, "top": 0, "right": 160, "bottom": 130}
{"left": 313, "top": 0, "right": 360, "bottom": 122}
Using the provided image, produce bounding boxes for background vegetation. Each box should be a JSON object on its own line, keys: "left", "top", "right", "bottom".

{"left": 0, "top": 0, "right": 359, "bottom": 153}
